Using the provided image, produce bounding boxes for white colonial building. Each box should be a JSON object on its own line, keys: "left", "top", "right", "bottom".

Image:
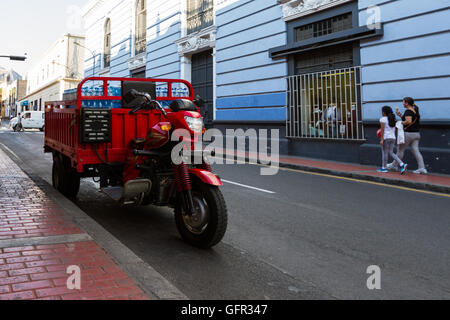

{"left": 21, "top": 34, "right": 85, "bottom": 111}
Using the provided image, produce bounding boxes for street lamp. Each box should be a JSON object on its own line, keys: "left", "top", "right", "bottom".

{"left": 0, "top": 55, "right": 27, "bottom": 61}
{"left": 74, "top": 42, "right": 96, "bottom": 77}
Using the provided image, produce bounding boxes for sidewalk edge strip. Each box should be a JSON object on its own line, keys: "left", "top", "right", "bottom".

{"left": 216, "top": 152, "right": 450, "bottom": 194}
{"left": 0, "top": 234, "right": 93, "bottom": 249}
{"left": 279, "top": 162, "right": 450, "bottom": 194}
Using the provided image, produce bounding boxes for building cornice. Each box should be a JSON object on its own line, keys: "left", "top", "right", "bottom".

{"left": 83, "top": 0, "right": 106, "bottom": 18}
{"left": 128, "top": 52, "right": 147, "bottom": 71}
{"left": 21, "top": 78, "right": 81, "bottom": 101}
{"left": 174, "top": 25, "right": 217, "bottom": 56}
{"left": 278, "top": 0, "right": 354, "bottom": 21}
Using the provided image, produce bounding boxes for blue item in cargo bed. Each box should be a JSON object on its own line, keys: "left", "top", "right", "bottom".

{"left": 63, "top": 85, "right": 122, "bottom": 108}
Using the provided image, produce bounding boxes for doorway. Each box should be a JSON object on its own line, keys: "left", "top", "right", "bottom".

{"left": 191, "top": 49, "right": 213, "bottom": 126}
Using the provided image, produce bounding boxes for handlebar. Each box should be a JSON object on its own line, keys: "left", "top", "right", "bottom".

{"left": 127, "top": 89, "right": 167, "bottom": 117}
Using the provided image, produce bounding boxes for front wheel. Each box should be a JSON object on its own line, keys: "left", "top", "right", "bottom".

{"left": 175, "top": 182, "right": 228, "bottom": 249}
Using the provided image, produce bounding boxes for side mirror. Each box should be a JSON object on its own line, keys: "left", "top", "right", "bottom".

{"left": 123, "top": 89, "right": 148, "bottom": 108}
{"left": 193, "top": 95, "right": 205, "bottom": 109}
{"left": 123, "top": 89, "right": 139, "bottom": 105}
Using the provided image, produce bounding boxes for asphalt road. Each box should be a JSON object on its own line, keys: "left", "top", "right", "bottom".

{"left": 0, "top": 127, "right": 449, "bottom": 299}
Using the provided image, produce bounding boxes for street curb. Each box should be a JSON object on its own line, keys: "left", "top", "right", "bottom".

{"left": 0, "top": 145, "right": 188, "bottom": 300}
{"left": 278, "top": 162, "right": 450, "bottom": 194}
{"left": 216, "top": 152, "right": 450, "bottom": 195}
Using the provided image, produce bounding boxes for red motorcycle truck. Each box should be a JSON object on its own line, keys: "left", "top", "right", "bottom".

{"left": 44, "top": 77, "right": 227, "bottom": 248}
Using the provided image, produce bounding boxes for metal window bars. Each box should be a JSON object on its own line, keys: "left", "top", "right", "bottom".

{"left": 286, "top": 66, "right": 364, "bottom": 141}
{"left": 296, "top": 13, "right": 353, "bottom": 42}
{"left": 187, "top": 0, "right": 214, "bottom": 35}
{"left": 135, "top": 1, "right": 147, "bottom": 55}
{"left": 103, "top": 53, "right": 111, "bottom": 69}
{"left": 135, "top": 35, "right": 146, "bottom": 55}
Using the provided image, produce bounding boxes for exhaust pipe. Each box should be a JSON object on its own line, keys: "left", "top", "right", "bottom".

{"left": 120, "top": 179, "right": 152, "bottom": 206}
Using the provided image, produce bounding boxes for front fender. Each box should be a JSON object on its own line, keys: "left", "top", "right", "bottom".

{"left": 189, "top": 168, "right": 223, "bottom": 186}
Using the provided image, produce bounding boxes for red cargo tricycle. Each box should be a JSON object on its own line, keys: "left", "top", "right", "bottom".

{"left": 44, "top": 77, "right": 227, "bottom": 248}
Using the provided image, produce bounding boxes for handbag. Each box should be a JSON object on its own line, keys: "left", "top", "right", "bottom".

{"left": 403, "top": 109, "right": 418, "bottom": 131}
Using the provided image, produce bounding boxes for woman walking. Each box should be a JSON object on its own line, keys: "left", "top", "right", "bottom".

{"left": 388, "top": 97, "right": 427, "bottom": 174}
{"left": 378, "top": 106, "right": 407, "bottom": 174}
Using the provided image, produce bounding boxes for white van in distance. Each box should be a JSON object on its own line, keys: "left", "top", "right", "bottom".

{"left": 10, "top": 111, "right": 45, "bottom": 132}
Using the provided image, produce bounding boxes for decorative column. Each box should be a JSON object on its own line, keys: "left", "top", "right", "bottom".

{"left": 174, "top": 25, "right": 217, "bottom": 82}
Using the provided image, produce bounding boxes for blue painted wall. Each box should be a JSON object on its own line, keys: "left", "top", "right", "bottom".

{"left": 359, "top": 0, "right": 450, "bottom": 121}
{"left": 82, "top": 0, "right": 450, "bottom": 124}
{"left": 215, "top": 0, "right": 287, "bottom": 121}
{"left": 146, "top": 0, "right": 181, "bottom": 79}
{"left": 84, "top": 0, "right": 133, "bottom": 78}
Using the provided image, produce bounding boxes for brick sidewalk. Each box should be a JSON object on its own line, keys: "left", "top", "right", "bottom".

{"left": 0, "top": 149, "right": 149, "bottom": 300}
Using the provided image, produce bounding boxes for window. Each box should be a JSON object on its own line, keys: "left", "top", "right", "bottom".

{"left": 295, "top": 13, "right": 352, "bottom": 42}
{"left": 135, "top": 0, "right": 147, "bottom": 55}
{"left": 295, "top": 44, "right": 354, "bottom": 75}
{"left": 104, "top": 19, "right": 111, "bottom": 68}
{"left": 285, "top": 6, "right": 363, "bottom": 141}
{"left": 287, "top": 66, "right": 363, "bottom": 140}
{"left": 131, "top": 70, "right": 146, "bottom": 78}
{"left": 187, "top": 0, "right": 214, "bottom": 34}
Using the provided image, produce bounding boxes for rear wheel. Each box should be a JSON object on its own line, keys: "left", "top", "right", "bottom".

{"left": 175, "top": 181, "right": 228, "bottom": 249}
{"left": 40, "top": 125, "right": 45, "bottom": 132}
{"left": 52, "top": 153, "right": 80, "bottom": 198}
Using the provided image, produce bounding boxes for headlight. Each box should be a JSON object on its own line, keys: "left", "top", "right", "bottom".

{"left": 184, "top": 116, "right": 203, "bottom": 133}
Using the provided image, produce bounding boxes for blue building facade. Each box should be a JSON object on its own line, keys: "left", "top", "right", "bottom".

{"left": 357, "top": 0, "right": 450, "bottom": 172}
{"left": 82, "top": 0, "right": 450, "bottom": 173}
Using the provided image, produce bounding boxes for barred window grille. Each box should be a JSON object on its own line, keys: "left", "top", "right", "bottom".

{"left": 295, "top": 44, "right": 354, "bottom": 75}
{"left": 286, "top": 67, "right": 364, "bottom": 141}
{"left": 296, "top": 13, "right": 353, "bottom": 42}
{"left": 187, "top": 0, "right": 214, "bottom": 34}
{"left": 135, "top": 0, "right": 147, "bottom": 55}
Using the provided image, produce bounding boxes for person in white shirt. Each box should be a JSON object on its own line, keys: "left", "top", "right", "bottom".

{"left": 378, "top": 106, "right": 407, "bottom": 174}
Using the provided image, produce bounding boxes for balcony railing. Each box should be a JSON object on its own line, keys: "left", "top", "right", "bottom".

{"left": 187, "top": 0, "right": 214, "bottom": 34}
{"left": 103, "top": 54, "right": 111, "bottom": 69}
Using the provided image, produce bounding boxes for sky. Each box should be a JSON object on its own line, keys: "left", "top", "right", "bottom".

{"left": 0, "top": 0, "right": 89, "bottom": 77}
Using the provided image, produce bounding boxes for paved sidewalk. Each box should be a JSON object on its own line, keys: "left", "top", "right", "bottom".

{"left": 0, "top": 148, "right": 149, "bottom": 300}
{"left": 216, "top": 149, "right": 450, "bottom": 194}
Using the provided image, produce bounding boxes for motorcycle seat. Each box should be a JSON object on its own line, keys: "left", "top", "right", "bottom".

{"left": 169, "top": 99, "right": 198, "bottom": 112}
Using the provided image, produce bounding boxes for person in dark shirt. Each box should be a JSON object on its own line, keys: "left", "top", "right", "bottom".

{"left": 388, "top": 97, "right": 427, "bottom": 174}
